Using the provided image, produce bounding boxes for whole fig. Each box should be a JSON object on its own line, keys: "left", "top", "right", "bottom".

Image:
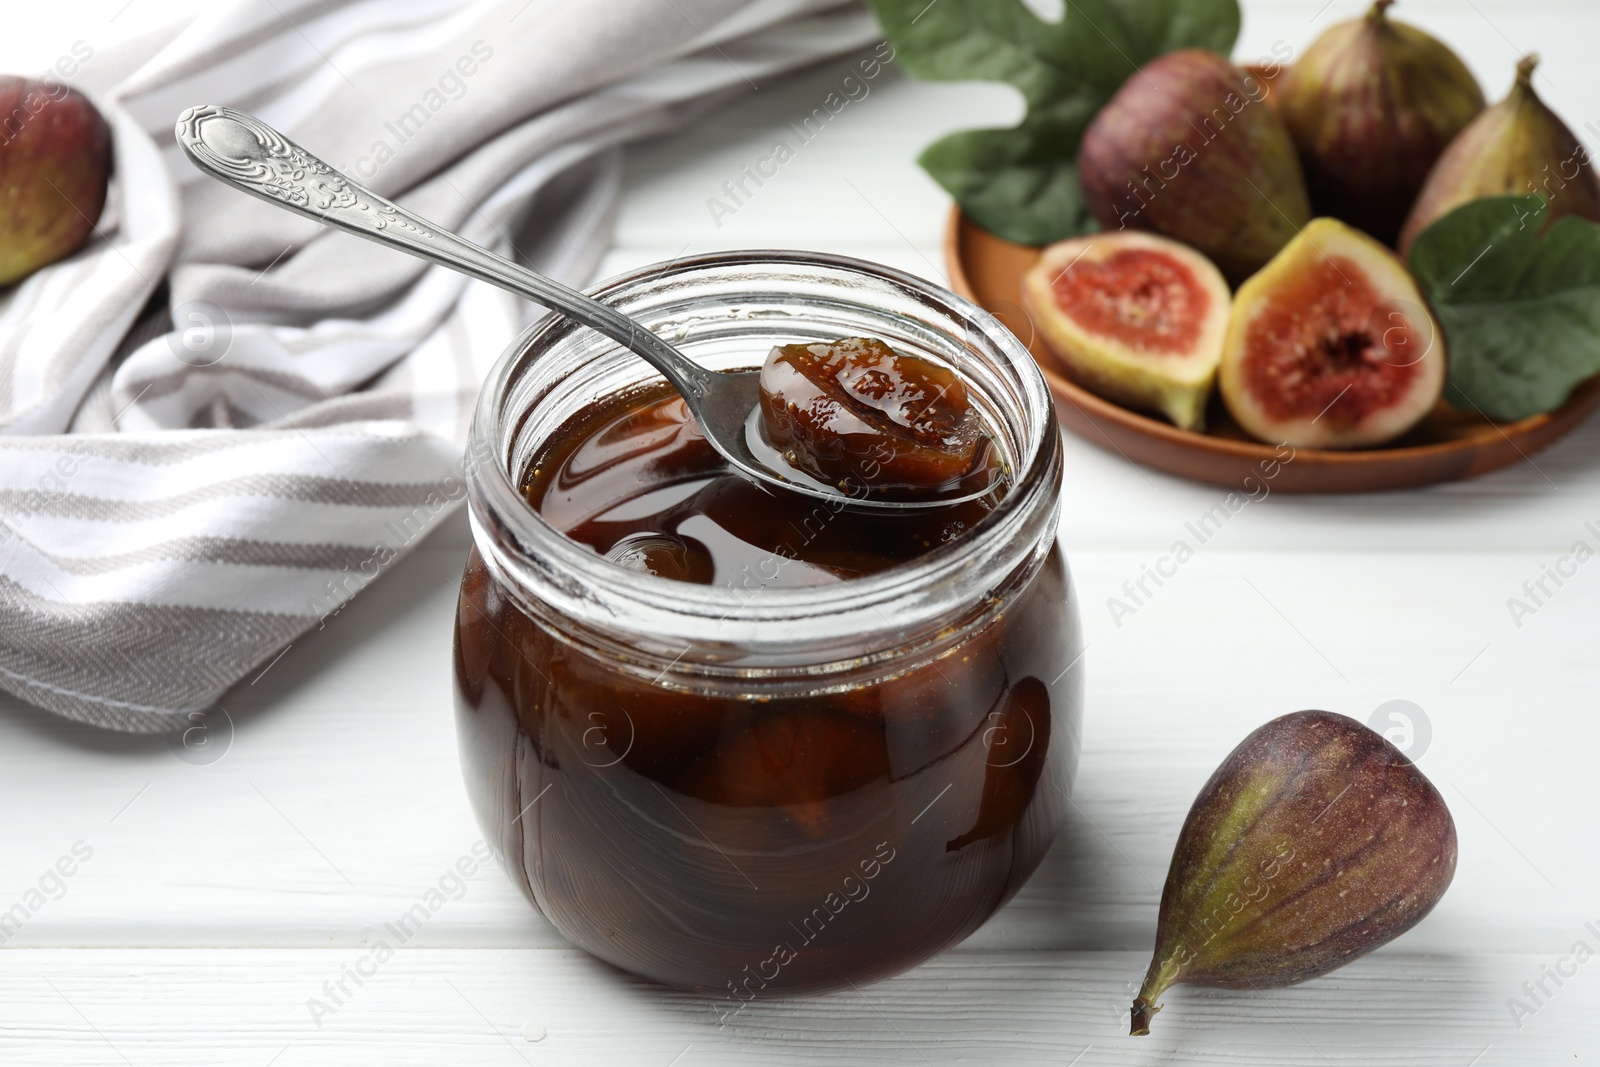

{"left": 0, "top": 77, "right": 111, "bottom": 288}
{"left": 1080, "top": 50, "right": 1311, "bottom": 285}
{"left": 1130, "top": 710, "right": 1456, "bottom": 1036}
{"left": 1277, "top": 0, "right": 1485, "bottom": 246}
{"left": 1400, "top": 54, "right": 1600, "bottom": 256}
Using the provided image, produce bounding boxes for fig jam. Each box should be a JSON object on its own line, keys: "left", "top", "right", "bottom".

{"left": 454, "top": 380, "right": 1076, "bottom": 996}
{"left": 758, "top": 336, "right": 993, "bottom": 495}
{"left": 455, "top": 302, "right": 1078, "bottom": 1001}
{"left": 526, "top": 378, "right": 1002, "bottom": 587}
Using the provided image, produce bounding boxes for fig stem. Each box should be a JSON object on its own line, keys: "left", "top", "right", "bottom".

{"left": 1369, "top": 0, "right": 1396, "bottom": 20}
{"left": 1130, "top": 963, "right": 1174, "bottom": 1037}
{"left": 1517, "top": 53, "right": 1541, "bottom": 87}
{"left": 1130, "top": 996, "right": 1159, "bottom": 1037}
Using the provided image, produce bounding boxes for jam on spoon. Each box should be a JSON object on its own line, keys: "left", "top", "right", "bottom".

{"left": 757, "top": 337, "right": 993, "bottom": 496}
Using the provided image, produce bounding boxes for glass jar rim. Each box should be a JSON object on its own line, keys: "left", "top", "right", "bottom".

{"left": 464, "top": 249, "right": 1061, "bottom": 667}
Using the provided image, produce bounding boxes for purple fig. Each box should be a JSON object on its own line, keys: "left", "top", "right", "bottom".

{"left": 1277, "top": 0, "right": 1485, "bottom": 246}
{"left": 1400, "top": 54, "right": 1600, "bottom": 256}
{"left": 0, "top": 76, "right": 111, "bottom": 287}
{"left": 1130, "top": 710, "right": 1456, "bottom": 1036}
{"left": 1080, "top": 50, "right": 1311, "bottom": 285}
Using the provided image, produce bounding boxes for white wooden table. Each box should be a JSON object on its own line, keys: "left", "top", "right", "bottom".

{"left": 4, "top": 2, "right": 1599, "bottom": 1063}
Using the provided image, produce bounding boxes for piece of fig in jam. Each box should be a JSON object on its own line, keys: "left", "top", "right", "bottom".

{"left": 758, "top": 337, "right": 985, "bottom": 494}
{"left": 946, "top": 677, "right": 1052, "bottom": 852}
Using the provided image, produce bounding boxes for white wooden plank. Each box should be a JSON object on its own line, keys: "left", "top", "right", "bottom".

{"left": 1, "top": 949, "right": 1593, "bottom": 1065}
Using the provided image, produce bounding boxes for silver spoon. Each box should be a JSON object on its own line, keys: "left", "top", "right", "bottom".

{"left": 174, "top": 105, "right": 996, "bottom": 511}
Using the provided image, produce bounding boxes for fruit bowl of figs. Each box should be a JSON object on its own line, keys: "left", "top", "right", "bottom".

{"left": 931, "top": 0, "right": 1600, "bottom": 493}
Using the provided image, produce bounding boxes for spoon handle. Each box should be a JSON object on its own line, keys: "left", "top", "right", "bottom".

{"left": 174, "top": 105, "right": 716, "bottom": 399}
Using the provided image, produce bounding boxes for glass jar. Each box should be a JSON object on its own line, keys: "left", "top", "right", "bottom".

{"left": 454, "top": 251, "right": 1082, "bottom": 1002}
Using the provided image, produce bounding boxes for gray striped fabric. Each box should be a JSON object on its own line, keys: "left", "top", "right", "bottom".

{"left": 0, "top": 0, "right": 880, "bottom": 731}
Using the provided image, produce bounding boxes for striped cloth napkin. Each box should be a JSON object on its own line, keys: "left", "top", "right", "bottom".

{"left": 0, "top": 0, "right": 879, "bottom": 732}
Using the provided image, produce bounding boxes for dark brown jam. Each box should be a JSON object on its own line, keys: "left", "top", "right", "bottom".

{"left": 758, "top": 336, "right": 995, "bottom": 496}
{"left": 524, "top": 382, "right": 1002, "bottom": 588}
{"left": 454, "top": 355, "right": 1080, "bottom": 998}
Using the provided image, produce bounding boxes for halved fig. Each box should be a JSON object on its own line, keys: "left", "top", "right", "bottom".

{"left": 1219, "top": 218, "right": 1444, "bottom": 449}
{"left": 1021, "top": 232, "right": 1231, "bottom": 431}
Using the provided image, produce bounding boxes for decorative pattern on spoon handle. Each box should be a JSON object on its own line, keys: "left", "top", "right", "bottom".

{"left": 173, "top": 103, "right": 731, "bottom": 437}
{"left": 174, "top": 104, "right": 433, "bottom": 238}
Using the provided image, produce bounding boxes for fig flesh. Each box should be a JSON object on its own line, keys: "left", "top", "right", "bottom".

{"left": 1219, "top": 218, "right": 1444, "bottom": 448}
{"left": 0, "top": 77, "right": 111, "bottom": 287}
{"left": 1278, "top": 0, "right": 1485, "bottom": 246}
{"left": 1400, "top": 54, "right": 1600, "bottom": 256}
{"left": 1131, "top": 710, "right": 1457, "bottom": 1036}
{"left": 1079, "top": 49, "right": 1312, "bottom": 285}
{"left": 758, "top": 337, "right": 984, "bottom": 494}
{"left": 1021, "top": 232, "right": 1231, "bottom": 431}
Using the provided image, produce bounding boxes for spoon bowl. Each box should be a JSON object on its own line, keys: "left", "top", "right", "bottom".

{"left": 174, "top": 105, "right": 998, "bottom": 511}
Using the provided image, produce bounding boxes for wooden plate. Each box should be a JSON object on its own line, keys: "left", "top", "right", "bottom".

{"left": 945, "top": 208, "right": 1600, "bottom": 493}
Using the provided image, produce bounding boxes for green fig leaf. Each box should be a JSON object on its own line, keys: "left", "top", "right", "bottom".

{"left": 1410, "top": 195, "right": 1600, "bottom": 422}
{"left": 864, "top": 0, "right": 1242, "bottom": 246}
